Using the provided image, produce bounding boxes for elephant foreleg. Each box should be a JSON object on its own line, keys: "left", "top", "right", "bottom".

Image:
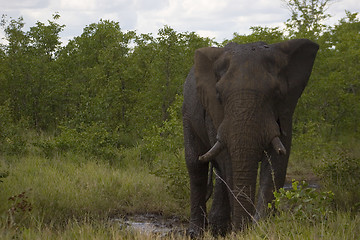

{"left": 184, "top": 124, "right": 209, "bottom": 236}
{"left": 255, "top": 149, "right": 288, "bottom": 221}
{"left": 208, "top": 166, "right": 231, "bottom": 236}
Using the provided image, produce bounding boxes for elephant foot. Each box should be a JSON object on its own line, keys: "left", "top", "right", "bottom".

{"left": 209, "top": 220, "right": 231, "bottom": 237}
{"left": 186, "top": 221, "right": 206, "bottom": 239}
{"left": 186, "top": 228, "right": 202, "bottom": 239}
{"left": 209, "top": 208, "right": 231, "bottom": 236}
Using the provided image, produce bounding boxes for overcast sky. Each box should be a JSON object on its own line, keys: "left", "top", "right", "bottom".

{"left": 1, "top": 0, "right": 359, "bottom": 44}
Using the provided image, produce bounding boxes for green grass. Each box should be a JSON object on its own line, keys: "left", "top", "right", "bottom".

{"left": 0, "top": 211, "right": 358, "bottom": 239}
{"left": 288, "top": 133, "right": 360, "bottom": 179}
{"left": 234, "top": 212, "right": 360, "bottom": 240}
{"left": 0, "top": 152, "right": 187, "bottom": 228}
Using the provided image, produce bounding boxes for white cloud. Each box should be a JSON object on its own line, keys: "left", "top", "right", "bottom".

{"left": 181, "top": 0, "right": 227, "bottom": 15}
{"left": 59, "top": 0, "right": 97, "bottom": 11}
{"left": 134, "top": 0, "right": 168, "bottom": 10}
{"left": 0, "top": 0, "right": 359, "bottom": 44}
{"left": 1, "top": 0, "right": 50, "bottom": 9}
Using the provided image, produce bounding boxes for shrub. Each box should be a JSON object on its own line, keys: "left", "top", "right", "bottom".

{"left": 34, "top": 122, "right": 134, "bottom": 161}
{"left": 142, "top": 95, "right": 189, "bottom": 202}
{"left": 0, "top": 101, "right": 27, "bottom": 155}
{"left": 6, "top": 189, "right": 33, "bottom": 230}
{"left": 269, "top": 180, "right": 334, "bottom": 223}
{"left": 142, "top": 94, "right": 184, "bottom": 162}
{"left": 151, "top": 151, "right": 189, "bottom": 203}
{"left": 316, "top": 151, "right": 360, "bottom": 212}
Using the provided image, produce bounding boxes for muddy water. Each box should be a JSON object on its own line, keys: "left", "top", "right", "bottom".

{"left": 114, "top": 183, "right": 319, "bottom": 235}
{"left": 114, "top": 214, "right": 186, "bottom": 236}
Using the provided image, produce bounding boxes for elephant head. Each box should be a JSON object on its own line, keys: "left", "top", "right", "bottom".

{"left": 194, "top": 39, "right": 319, "bottom": 230}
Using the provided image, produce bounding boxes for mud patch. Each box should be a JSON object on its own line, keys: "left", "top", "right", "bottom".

{"left": 114, "top": 214, "right": 186, "bottom": 236}
{"left": 113, "top": 182, "right": 320, "bottom": 236}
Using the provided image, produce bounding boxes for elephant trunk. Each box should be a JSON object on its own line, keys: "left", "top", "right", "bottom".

{"left": 222, "top": 92, "right": 282, "bottom": 230}
{"left": 229, "top": 147, "right": 260, "bottom": 230}
{"left": 229, "top": 137, "right": 286, "bottom": 230}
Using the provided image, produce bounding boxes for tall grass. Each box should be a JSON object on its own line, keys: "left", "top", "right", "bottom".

{"left": 236, "top": 212, "right": 360, "bottom": 240}
{"left": 0, "top": 152, "right": 187, "bottom": 228}
{"left": 1, "top": 211, "right": 358, "bottom": 239}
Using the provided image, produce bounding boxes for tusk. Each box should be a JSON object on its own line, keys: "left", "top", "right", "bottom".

{"left": 199, "top": 141, "right": 224, "bottom": 162}
{"left": 271, "top": 137, "right": 287, "bottom": 155}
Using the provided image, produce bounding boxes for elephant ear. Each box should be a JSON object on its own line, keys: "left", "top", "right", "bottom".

{"left": 272, "top": 39, "right": 319, "bottom": 132}
{"left": 194, "top": 47, "right": 225, "bottom": 129}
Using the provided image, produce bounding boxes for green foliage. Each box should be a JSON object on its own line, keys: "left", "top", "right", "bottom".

{"left": 1, "top": 7, "right": 357, "bottom": 151}
{"left": 0, "top": 3, "right": 358, "bottom": 143}
{"left": 227, "top": 26, "right": 284, "bottom": 45}
{"left": 270, "top": 180, "right": 334, "bottom": 223}
{"left": 151, "top": 152, "right": 189, "bottom": 203}
{"left": 292, "top": 121, "right": 324, "bottom": 160}
{"left": 0, "top": 14, "right": 65, "bottom": 130}
{"left": 143, "top": 94, "right": 184, "bottom": 158}
{"left": 316, "top": 150, "right": 360, "bottom": 212}
{"left": 0, "top": 101, "right": 27, "bottom": 155}
{"left": 130, "top": 27, "right": 213, "bottom": 135}
{"left": 143, "top": 94, "right": 189, "bottom": 202}
{"left": 0, "top": 15, "right": 214, "bottom": 159}
{"left": 284, "top": 0, "right": 332, "bottom": 39}
{"left": 55, "top": 19, "right": 136, "bottom": 131}
{"left": 293, "top": 11, "right": 360, "bottom": 139}
{"left": 35, "top": 122, "right": 134, "bottom": 161}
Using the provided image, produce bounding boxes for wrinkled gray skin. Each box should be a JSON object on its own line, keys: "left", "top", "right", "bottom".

{"left": 182, "top": 39, "right": 318, "bottom": 236}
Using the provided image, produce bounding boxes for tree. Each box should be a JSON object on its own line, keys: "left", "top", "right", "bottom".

{"left": 320, "top": 11, "right": 360, "bottom": 134}
{"left": 0, "top": 14, "right": 64, "bottom": 130}
{"left": 227, "top": 26, "right": 285, "bottom": 45}
{"left": 283, "top": 0, "right": 333, "bottom": 39}
{"left": 56, "top": 20, "right": 136, "bottom": 130}
{"left": 294, "top": 11, "right": 360, "bottom": 137}
{"left": 129, "top": 27, "right": 214, "bottom": 136}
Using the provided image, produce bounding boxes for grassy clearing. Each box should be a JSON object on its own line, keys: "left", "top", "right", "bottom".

{"left": 0, "top": 152, "right": 187, "bottom": 228}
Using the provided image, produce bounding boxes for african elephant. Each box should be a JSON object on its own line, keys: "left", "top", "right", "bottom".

{"left": 182, "top": 39, "right": 318, "bottom": 236}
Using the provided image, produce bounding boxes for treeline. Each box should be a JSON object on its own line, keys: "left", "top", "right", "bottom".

{"left": 0, "top": 14, "right": 212, "bottom": 132}
{"left": 0, "top": 14, "right": 215, "bottom": 156}
{"left": 0, "top": 6, "right": 359, "bottom": 158}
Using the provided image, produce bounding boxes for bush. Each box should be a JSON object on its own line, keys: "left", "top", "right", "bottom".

{"left": 269, "top": 180, "right": 334, "bottom": 223}
{"left": 151, "top": 151, "right": 189, "bottom": 203}
{"left": 142, "top": 94, "right": 184, "bottom": 162}
{"left": 34, "top": 122, "right": 134, "bottom": 161}
{"left": 316, "top": 151, "right": 360, "bottom": 212}
{"left": 0, "top": 101, "right": 27, "bottom": 155}
{"left": 6, "top": 189, "right": 33, "bottom": 230}
{"left": 142, "top": 94, "right": 189, "bottom": 202}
